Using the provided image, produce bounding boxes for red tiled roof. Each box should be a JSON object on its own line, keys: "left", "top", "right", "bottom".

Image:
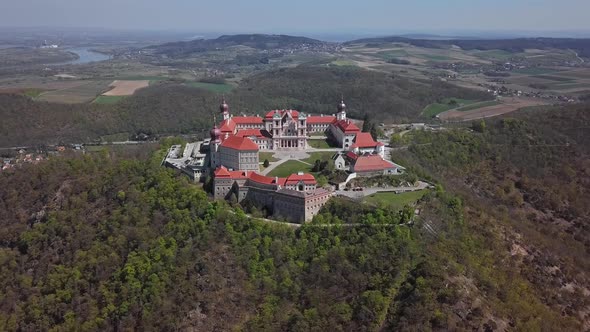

{"left": 265, "top": 109, "right": 299, "bottom": 119}
{"left": 334, "top": 119, "right": 360, "bottom": 133}
{"left": 285, "top": 173, "right": 317, "bottom": 185}
{"left": 219, "top": 118, "right": 236, "bottom": 133}
{"left": 345, "top": 151, "right": 359, "bottom": 160}
{"left": 232, "top": 116, "right": 263, "bottom": 124}
{"left": 248, "top": 173, "right": 287, "bottom": 186}
{"left": 235, "top": 129, "right": 270, "bottom": 138}
{"left": 214, "top": 166, "right": 231, "bottom": 177}
{"left": 307, "top": 115, "right": 336, "bottom": 124}
{"left": 220, "top": 136, "right": 259, "bottom": 151}
{"left": 353, "top": 155, "right": 397, "bottom": 172}
{"left": 214, "top": 166, "right": 252, "bottom": 179}
{"left": 351, "top": 132, "right": 379, "bottom": 149}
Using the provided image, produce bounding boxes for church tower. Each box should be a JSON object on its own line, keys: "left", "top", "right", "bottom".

{"left": 220, "top": 98, "right": 230, "bottom": 121}
{"left": 209, "top": 120, "right": 221, "bottom": 168}
{"left": 337, "top": 98, "right": 347, "bottom": 121}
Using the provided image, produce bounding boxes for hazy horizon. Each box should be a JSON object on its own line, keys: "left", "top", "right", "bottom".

{"left": 2, "top": 0, "right": 589, "bottom": 40}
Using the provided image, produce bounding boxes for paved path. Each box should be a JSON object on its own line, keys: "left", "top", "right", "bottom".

{"left": 334, "top": 181, "right": 431, "bottom": 199}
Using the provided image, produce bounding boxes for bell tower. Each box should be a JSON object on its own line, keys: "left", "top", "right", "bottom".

{"left": 210, "top": 116, "right": 221, "bottom": 168}
{"left": 337, "top": 97, "right": 347, "bottom": 121}
{"left": 220, "top": 97, "right": 230, "bottom": 121}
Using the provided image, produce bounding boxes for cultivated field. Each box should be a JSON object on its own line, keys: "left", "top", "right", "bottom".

{"left": 36, "top": 80, "right": 111, "bottom": 104}
{"left": 103, "top": 80, "right": 150, "bottom": 96}
{"left": 438, "top": 98, "right": 548, "bottom": 122}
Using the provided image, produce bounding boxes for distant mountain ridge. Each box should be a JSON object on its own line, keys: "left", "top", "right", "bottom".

{"left": 146, "top": 34, "right": 328, "bottom": 58}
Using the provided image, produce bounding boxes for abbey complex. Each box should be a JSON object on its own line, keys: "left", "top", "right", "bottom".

{"left": 164, "top": 98, "right": 403, "bottom": 223}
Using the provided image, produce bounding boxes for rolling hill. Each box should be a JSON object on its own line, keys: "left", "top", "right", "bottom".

{"left": 345, "top": 36, "right": 590, "bottom": 58}
{"left": 146, "top": 34, "right": 329, "bottom": 58}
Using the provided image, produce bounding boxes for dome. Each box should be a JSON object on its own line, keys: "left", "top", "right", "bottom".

{"left": 219, "top": 99, "right": 229, "bottom": 113}
{"left": 337, "top": 99, "right": 346, "bottom": 112}
{"left": 210, "top": 125, "right": 221, "bottom": 140}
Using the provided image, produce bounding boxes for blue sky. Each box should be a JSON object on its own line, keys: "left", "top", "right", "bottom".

{"left": 2, "top": 0, "right": 589, "bottom": 36}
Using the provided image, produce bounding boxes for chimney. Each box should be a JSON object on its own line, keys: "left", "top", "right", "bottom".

{"left": 275, "top": 176, "right": 278, "bottom": 184}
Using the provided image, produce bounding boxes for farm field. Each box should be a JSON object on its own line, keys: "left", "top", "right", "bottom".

{"left": 456, "top": 100, "right": 501, "bottom": 112}
{"left": 422, "top": 98, "right": 480, "bottom": 117}
{"left": 438, "top": 97, "right": 548, "bottom": 122}
{"left": 103, "top": 80, "right": 150, "bottom": 96}
{"left": 37, "top": 80, "right": 111, "bottom": 103}
{"left": 363, "top": 190, "right": 428, "bottom": 211}
{"left": 186, "top": 81, "right": 234, "bottom": 93}
{"left": 330, "top": 59, "right": 357, "bottom": 67}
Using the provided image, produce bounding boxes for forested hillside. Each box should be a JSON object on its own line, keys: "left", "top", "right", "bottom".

{"left": 392, "top": 103, "right": 590, "bottom": 328}
{"left": 148, "top": 34, "right": 327, "bottom": 58}
{"left": 0, "top": 122, "right": 585, "bottom": 330}
{"left": 0, "top": 65, "right": 489, "bottom": 147}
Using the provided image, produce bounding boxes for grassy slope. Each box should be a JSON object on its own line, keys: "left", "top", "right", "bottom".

{"left": 93, "top": 95, "right": 125, "bottom": 104}
{"left": 455, "top": 100, "right": 501, "bottom": 112}
{"left": 422, "top": 98, "right": 480, "bottom": 117}
{"left": 364, "top": 190, "right": 428, "bottom": 210}
{"left": 186, "top": 81, "right": 234, "bottom": 93}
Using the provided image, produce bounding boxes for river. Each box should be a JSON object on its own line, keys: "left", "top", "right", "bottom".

{"left": 55, "top": 47, "right": 112, "bottom": 65}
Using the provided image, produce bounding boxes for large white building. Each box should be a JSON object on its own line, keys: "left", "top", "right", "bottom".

{"left": 215, "top": 98, "right": 362, "bottom": 151}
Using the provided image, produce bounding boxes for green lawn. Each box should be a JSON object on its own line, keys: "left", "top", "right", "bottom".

{"left": 331, "top": 59, "right": 357, "bottom": 67}
{"left": 364, "top": 190, "right": 428, "bottom": 210}
{"left": 24, "top": 88, "right": 44, "bottom": 98}
{"left": 422, "top": 98, "right": 479, "bottom": 117}
{"left": 302, "top": 151, "right": 336, "bottom": 164}
{"left": 187, "top": 81, "right": 234, "bottom": 93}
{"left": 307, "top": 139, "right": 332, "bottom": 149}
{"left": 259, "top": 152, "right": 279, "bottom": 163}
{"left": 93, "top": 95, "right": 125, "bottom": 104}
{"left": 268, "top": 160, "right": 311, "bottom": 177}
{"left": 456, "top": 100, "right": 501, "bottom": 112}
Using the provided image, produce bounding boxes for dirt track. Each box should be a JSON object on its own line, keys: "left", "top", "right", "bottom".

{"left": 438, "top": 98, "right": 548, "bottom": 122}
{"left": 103, "top": 80, "right": 149, "bottom": 96}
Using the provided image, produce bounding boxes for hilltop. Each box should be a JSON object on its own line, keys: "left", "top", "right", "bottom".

{"left": 0, "top": 104, "right": 588, "bottom": 330}
{"left": 145, "top": 34, "right": 331, "bottom": 58}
